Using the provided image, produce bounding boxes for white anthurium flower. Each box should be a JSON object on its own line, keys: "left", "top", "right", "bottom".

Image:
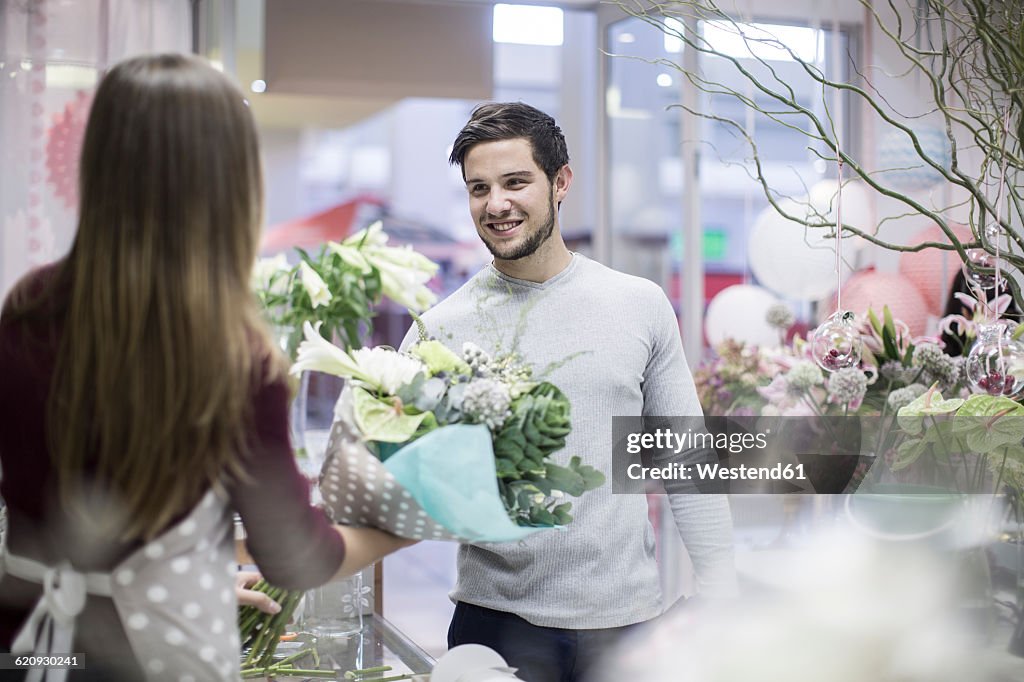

{"left": 349, "top": 346, "right": 426, "bottom": 395}
{"left": 251, "top": 254, "right": 290, "bottom": 295}
{"left": 292, "top": 322, "right": 426, "bottom": 394}
{"left": 291, "top": 322, "right": 373, "bottom": 383}
{"left": 297, "top": 260, "right": 331, "bottom": 308}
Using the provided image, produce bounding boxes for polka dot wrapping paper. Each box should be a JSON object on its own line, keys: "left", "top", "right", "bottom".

{"left": 318, "top": 406, "right": 549, "bottom": 543}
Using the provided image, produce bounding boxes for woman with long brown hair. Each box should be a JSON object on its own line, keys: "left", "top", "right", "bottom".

{"left": 0, "top": 53, "right": 410, "bottom": 680}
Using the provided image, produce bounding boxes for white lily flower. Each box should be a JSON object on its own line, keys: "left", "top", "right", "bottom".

{"left": 367, "top": 242, "right": 439, "bottom": 276}
{"left": 291, "top": 322, "right": 371, "bottom": 382}
{"left": 350, "top": 346, "right": 426, "bottom": 394}
{"left": 364, "top": 246, "right": 439, "bottom": 312}
{"left": 298, "top": 260, "right": 331, "bottom": 308}
{"left": 251, "top": 254, "right": 290, "bottom": 295}
{"left": 337, "top": 221, "right": 440, "bottom": 312}
{"left": 327, "top": 242, "right": 373, "bottom": 274}
{"left": 343, "top": 221, "right": 389, "bottom": 249}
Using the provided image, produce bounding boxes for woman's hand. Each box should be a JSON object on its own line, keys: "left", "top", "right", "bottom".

{"left": 235, "top": 570, "right": 281, "bottom": 614}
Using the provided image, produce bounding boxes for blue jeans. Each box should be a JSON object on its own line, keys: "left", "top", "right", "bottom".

{"left": 447, "top": 602, "right": 643, "bottom": 682}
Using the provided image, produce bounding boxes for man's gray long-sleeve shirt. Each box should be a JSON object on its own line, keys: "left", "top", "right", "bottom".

{"left": 401, "top": 254, "right": 736, "bottom": 629}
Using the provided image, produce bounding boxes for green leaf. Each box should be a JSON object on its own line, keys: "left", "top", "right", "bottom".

{"left": 903, "top": 343, "right": 916, "bottom": 366}
{"left": 495, "top": 458, "right": 519, "bottom": 479}
{"left": 516, "top": 487, "right": 538, "bottom": 510}
{"left": 956, "top": 394, "right": 1024, "bottom": 418}
{"left": 569, "top": 458, "right": 606, "bottom": 491}
{"left": 998, "top": 443, "right": 1024, "bottom": 463}
{"left": 880, "top": 306, "right": 900, "bottom": 361}
{"left": 948, "top": 396, "right": 1024, "bottom": 453}
{"left": 351, "top": 387, "right": 431, "bottom": 443}
{"left": 892, "top": 437, "right": 928, "bottom": 471}
{"left": 543, "top": 462, "right": 586, "bottom": 496}
{"left": 867, "top": 308, "right": 883, "bottom": 337}
{"left": 552, "top": 502, "right": 574, "bottom": 525}
{"left": 529, "top": 507, "right": 557, "bottom": 526}
{"left": 525, "top": 475, "right": 553, "bottom": 495}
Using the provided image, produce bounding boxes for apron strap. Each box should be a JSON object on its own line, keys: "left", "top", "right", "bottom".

{"left": 3, "top": 553, "right": 112, "bottom": 682}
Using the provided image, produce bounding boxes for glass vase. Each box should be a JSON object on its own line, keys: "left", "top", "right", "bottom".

{"left": 290, "top": 369, "right": 310, "bottom": 460}
{"left": 965, "top": 323, "right": 1024, "bottom": 398}
{"left": 300, "top": 571, "right": 369, "bottom": 640}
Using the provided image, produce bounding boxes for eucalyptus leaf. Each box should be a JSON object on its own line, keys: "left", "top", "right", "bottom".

{"left": 395, "top": 372, "right": 427, "bottom": 405}
{"left": 529, "top": 507, "right": 557, "bottom": 526}
{"left": 552, "top": 502, "right": 574, "bottom": 525}
{"left": 574, "top": 462, "right": 607, "bottom": 491}
{"left": 543, "top": 463, "right": 586, "bottom": 497}
{"left": 411, "top": 376, "right": 447, "bottom": 412}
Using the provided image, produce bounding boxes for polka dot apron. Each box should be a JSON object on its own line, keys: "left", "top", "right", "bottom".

{"left": 1, "top": 490, "right": 241, "bottom": 681}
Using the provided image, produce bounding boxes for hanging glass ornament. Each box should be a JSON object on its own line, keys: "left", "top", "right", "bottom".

{"left": 963, "top": 223, "right": 1004, "bottom": 291}
{"left": 811, "top": 310, "right": 862, "bottom": 371}
{"left": 965, "top": 323, "right": 1024, "bottom": 397}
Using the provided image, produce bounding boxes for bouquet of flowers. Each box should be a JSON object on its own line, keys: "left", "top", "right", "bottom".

{"left": 290, "top": 322, "right": 605, "bottom": 542}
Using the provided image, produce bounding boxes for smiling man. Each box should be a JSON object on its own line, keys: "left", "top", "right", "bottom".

{"left": 402, "top": 102, "right": 736, "bottom": 682}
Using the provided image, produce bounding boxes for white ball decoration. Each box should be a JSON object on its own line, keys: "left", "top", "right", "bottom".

{"left": 806, "top": 179, "right": 873, "bottom": 248}
{"left": 704, "top": 285, "right": 782, "bottom": 348}
{"left": 748, "top": 199, "right": 851, "bottom": 301}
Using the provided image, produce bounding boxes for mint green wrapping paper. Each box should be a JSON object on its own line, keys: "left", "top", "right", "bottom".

{"left": 382, "top": 424, "right": 545, "bottom": 542}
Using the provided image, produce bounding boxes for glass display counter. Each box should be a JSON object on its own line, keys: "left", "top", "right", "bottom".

{"left": 248, "top": 615, "right": 434, "bottom": 680}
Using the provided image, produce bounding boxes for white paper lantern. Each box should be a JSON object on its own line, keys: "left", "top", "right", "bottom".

{"left": 806, "top": 179, "right": 873, "bottom": 248}
{"left": 748, "top": 199, "right": 850, "bottom": 301}
{"left": 705, "top": 284, "right": 782, "bottom": 347}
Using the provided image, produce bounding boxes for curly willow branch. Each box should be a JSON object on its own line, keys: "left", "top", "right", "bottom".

{"left": 610, "top": 0, "right": 1024, "bottom": 306}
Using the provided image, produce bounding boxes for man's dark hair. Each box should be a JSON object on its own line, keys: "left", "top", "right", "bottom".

{"left": 449, "top": 102, "right": 569, "bottom": 182}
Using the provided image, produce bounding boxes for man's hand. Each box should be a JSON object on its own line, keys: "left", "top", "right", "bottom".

{"left": 235, "top": 570, "right": 281, "bottom": 614}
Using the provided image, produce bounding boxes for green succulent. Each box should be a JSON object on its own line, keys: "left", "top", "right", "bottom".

{"left": 491, "top": 382, "right": 604, "bottom": 526}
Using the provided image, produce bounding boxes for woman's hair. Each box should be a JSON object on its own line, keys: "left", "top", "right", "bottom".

{"left": 37, "top": 54, "right": 283, "bottom": 540}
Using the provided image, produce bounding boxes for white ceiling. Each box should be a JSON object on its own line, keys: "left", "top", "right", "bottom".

{"left": 245, "top": 0, "right": 601, "bottom": 130}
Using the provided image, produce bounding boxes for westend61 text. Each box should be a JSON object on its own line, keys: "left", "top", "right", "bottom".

{"left": 627, "top": 462, "right": 806, "bottom": 481}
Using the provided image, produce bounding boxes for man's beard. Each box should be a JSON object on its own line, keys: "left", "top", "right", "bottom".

{"left": 482, "top": 197, "right": 556, "bottom": 261}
